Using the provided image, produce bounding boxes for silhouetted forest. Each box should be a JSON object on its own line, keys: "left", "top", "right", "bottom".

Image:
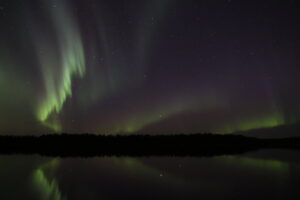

{"left": 0, "top": 134, "right": 299, "bottom": 157}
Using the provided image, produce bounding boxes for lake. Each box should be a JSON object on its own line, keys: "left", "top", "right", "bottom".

{"left": 1, "top": 150, "right": 300, "bottom": 200}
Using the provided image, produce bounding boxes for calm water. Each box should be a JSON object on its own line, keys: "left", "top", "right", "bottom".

{"left": 1, "top": 150, "right": 300, "bottom": 200}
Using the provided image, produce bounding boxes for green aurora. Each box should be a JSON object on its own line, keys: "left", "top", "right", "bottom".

{"left": 0, "top": 0, "right": 299, "bottom": 135}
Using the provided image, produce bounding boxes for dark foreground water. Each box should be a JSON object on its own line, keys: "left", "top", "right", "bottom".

{"left": 1, "top": 150, "right": 300, "bottom": 200}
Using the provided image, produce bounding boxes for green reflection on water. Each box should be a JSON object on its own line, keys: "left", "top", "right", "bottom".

{"left": 220, "top": 156, "right": 289, "bottom": 173}
{"left": 32, "top": 159, "right": 65, "bottom": 200}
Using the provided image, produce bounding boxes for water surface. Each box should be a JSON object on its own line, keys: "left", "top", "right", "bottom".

{"left": 1, "top": 150, "right": 300, "bottom": 200}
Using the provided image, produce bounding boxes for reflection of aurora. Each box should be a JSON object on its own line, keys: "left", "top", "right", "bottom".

{"left": 32, "top": 159, "right": 65, "bottom": 200}
{"left": 33, "top": 169, "right": 64, "bottom": 200}
{"left": 218, "top": 155, "right": 289, "bottom": 176}
{"left": 30, "top": 155, "right": 292, "bottom": 200}
{"left": 31, "top": 157, "right": 193, "bottom": 200}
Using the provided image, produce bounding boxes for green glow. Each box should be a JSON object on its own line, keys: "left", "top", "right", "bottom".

{"left": 100, "top": 103, "right": 182, "bottom": 134}
{"left": 112, "top": 158, "right": 164, "bottom": 175}
{"left": 41, "top": 120, "right": 62, "bottom": 133}
{"left": 37, "top": 40, "right": 85, "bottom": 122}
{"left": 38, "top": 158, "right": 60, "bottom": 170}
{"left": 35, "top": 3, "right": 85, "bottom": 131}
{"left": 33, "top": 169, "right": 65, "bottom": 200}
{"left": 220, "top": 156, "right": 289, "bottom": 174}
{"left": 0, "top": 59, "right": 35, "bottom": 133}
{"left": 97, "top": 92, "right": 221, "bottom": 134}
{"left": 32, "top": 159, "right": 64, "bottom": 200}
{"left": 217, "top": 112, "right": 284, "bottom": 134}
{"left": 0, "top": 53, "right": 33, "bottom": 107}
{"left": 120, "top": 111, "right": 170, "bottom": 134}
{"left": 96, "top": 104, "right": 178, "bottom": 134}
{"left": 0, "top": 69, "right": 29, "bottom": 106}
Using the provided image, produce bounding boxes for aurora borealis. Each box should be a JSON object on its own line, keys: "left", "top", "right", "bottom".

{"left": 1, "top": 0, "right": 300, "bottom": 135}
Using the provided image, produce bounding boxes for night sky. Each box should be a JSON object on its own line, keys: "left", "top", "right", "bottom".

{"left": 0, "top": 0, "right": 300, "bottom": 135}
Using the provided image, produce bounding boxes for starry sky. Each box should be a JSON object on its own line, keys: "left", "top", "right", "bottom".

{"left": 0, "top": 0, "right": 300, "bottom": 135}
